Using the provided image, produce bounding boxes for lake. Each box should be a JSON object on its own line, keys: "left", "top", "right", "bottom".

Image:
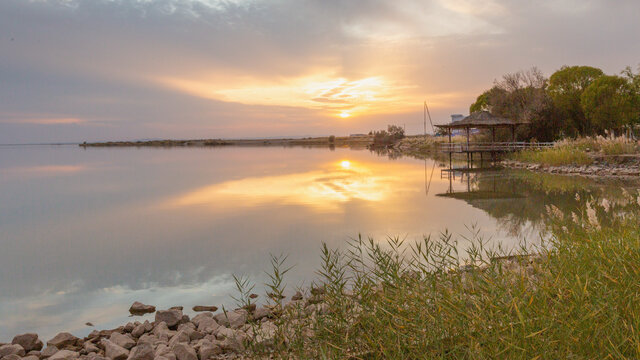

{"left": 1, "top": 144, "right": 637, "bottom": 341}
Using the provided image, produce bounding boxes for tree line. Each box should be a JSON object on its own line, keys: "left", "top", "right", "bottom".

{"left": 469, "top": 65, "right": 640, "bottom": 141}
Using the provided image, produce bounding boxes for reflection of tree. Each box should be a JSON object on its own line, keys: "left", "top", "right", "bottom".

{"left": 440, "top": 169, "right": 640, "bottom": 238}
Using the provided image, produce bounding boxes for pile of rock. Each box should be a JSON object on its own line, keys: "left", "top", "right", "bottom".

{"left": 1, "top": 293, "right": 330, "bottom": 360}
{"left": 503, "top": 159, "right": 640, "bottom": 178}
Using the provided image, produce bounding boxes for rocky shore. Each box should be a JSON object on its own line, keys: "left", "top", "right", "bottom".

{"left": 503, "top": 155, "right": 640, "bottom": 178}
{"left": 0, "top": 293, "right": 327, "bottom": 360}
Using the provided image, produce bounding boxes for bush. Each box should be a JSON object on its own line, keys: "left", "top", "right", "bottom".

{"left": 328, "top": 135, "right": 335, "bottom": 143}
{"left": 372, "top": 125, "right": 405, "bottom": 146}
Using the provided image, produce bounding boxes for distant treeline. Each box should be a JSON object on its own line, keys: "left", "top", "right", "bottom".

{"left": 468, "top": 65, "right": 640, "bottom": 141}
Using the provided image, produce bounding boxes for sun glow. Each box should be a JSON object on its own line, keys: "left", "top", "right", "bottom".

{"left": 340, "top": 160, "right": 351, "bottom": 169}
{"left": 339, "top": 111, "right": 351, "bottom": 118}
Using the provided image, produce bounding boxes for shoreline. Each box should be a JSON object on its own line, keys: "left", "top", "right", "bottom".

{"left": 78, "top": 136, "right": 372, "bottom": 148}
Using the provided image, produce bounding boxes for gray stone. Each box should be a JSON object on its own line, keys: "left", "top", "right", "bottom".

{"left": 170, "top": 344, "right": 197, "bottom": 360}
{"left": 126, "top": 343, "right": 154, "bottom": 360}
{"left": 41, "top": 346, "right": 59, "bottom": 358}
{"left": 109, "top": 333, "right": 135, "bottom": 350}
{"left": 155, "top": 310, "right": 182, "bottom": 328}
{"left": 101, "top": 339, "right": 129, "bottom": 360}
{"left": 192, "top": 306, "right": 217, "bottom": 312}
{"left": 47, "top": 333, "right": 79, "bottom": 349}
{"left": 213, "top": 310, "right": 247, "bottom": 329}
{"left": 129, "top": 302, "right": 156, "bottom": 315}
{"left": 48, "top": 350, "right": 79, "bottom": 360}
{"left": 0, "top": 344, "right": 25, "bottom": 358}
{"left": 11, "top": 333, "right": 43, "bottom": 352}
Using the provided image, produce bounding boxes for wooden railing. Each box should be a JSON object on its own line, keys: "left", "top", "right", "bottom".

{"left": 439, "top": 142, "right": 555, "bottom": 153}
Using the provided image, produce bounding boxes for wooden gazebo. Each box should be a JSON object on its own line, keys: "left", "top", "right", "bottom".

{"left": 435, "top": 111, "right": 552, "bottom": 159}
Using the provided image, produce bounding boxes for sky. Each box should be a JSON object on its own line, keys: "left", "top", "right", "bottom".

{"left": 1, "top": 0, "right": 639, "bottom": 143}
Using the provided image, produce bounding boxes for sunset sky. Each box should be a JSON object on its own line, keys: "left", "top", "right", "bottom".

{"left": 1, "top": 0, "right": 639, "bottom": 143}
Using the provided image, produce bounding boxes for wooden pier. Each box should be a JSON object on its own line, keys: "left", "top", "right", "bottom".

{"left": 439, "top": 141, "right": 554, "bottom": 154}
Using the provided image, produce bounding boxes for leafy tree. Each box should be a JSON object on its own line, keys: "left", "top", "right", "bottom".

{"left": 580, "top": 75, "right": 637, "bottom": 134}
{"left": 372, "top": 125, "right": 405, "bottom": 146}
{"left": 547, "top": 65, "right": 604, "bottom": 136}
{"left": 470, "top": 91, "right": 490, "bottom": 113}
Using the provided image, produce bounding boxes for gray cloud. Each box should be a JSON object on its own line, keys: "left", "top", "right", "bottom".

{"left": 0, "top": 0, "right": 639, "bottom": 143}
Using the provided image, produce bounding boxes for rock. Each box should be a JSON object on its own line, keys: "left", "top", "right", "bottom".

{"left": 213, "top": 327, "right": 234, "bottom": 341}
{"left": 11, "top": 333, "right": 43, "bottom": 352}
{"left": 171, "top": 344, "right": 197, "bottom": 360}
{"left": 126, "top": 343, "right": 154, "bottom": 360}
{"left": 0, "top": 344, "right": 25, "bottom": 358}
{"left": 218, "top": 337, "right": 244, "bottom": 354}
{"left": 129, "top": 302, "right": 156, "bottom": 315}
{"left": 41, "top": 346, "right": 59, "bottom": 358}
{"left": 26, "top": 350, "right": 41, "bottom": 357}
{"left": 191, "top": 313, "right": 214, "bottom": 328}
{"left": 242, "top": 303, "right": 256, "bottom": 312}
{"left": 213, "top": 310, "right": 247, "bottom": 329}
{"left": 48, "top": 350, "right": 79, "bottom": 360}
{"left": 167, "top": 331, "right": 189, "bottom": 348}
{"left": 1, "top": 355, "right": 21, "bottom": 360}
{"left": 192, "top": 306, "right": 217, "bottom": 312}
{"left": 248, "top": 322, "right": 276, "bottom": 347}
{"left": 23, "top": 355, "right": 40, "bottom": 360}
{"left": 83, "top": 342, "right": 100, "bottom": 353}
{"left": 155, "top": 310, "right": 183, "bottom": 328}
{"left": 47, "top": 333, "right": 79, "bottom": 349}
{"left": 101, "top": 339, "right": 129, "bottom": 360}
{"left": 131, "top": 321, "right": 151, "bottom": 338}
{"left": 169, "top": 306, "right": 183, "bottom": 311}
{"left": 291, "top": 291, "right": 303, "bottom": 301}
{"left": 124, "top": 323, "right": 136, "bottom": 333}
{"left": 198, "top": 343, "right": 222, "bottom": 359}
{"left": 109, "top": 333, "right": 136, "bottom": 350}
{"left": 252, "top": 306, "right": 272, "bottom": 321}
{"left": 188, "top": 331, "right": 204, "bottom": 342}
{"left": 196, "top": 317, "right": 219, "bottom": 334}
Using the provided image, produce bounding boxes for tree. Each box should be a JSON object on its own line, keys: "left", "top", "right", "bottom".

{"left": 547, "top": 65, "right": 604, "bottom": 136}
{"left": 580, "top": 75, "right": 637, "bottom": 134}
{"left": 470, "top": 91, "right": 490, "bottom": 113}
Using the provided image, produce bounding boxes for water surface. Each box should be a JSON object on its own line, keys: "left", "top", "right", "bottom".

{"left": 1, "top": 145, "right": 637, "bottom": 341}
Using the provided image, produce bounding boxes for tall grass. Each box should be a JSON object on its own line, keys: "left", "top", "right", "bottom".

{"left": 240, "top": 191, "right": 640, "bottom": 359}
{"left": 555, "top": 135, "right": 639, "bottom": 155}
{"left": 512, "top": 147, "right": 593, "bottom": 166}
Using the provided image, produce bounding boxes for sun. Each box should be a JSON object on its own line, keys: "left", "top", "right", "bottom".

{"left": 339, "top": 111, "right": 351, "bottom": 118}
{"left": 340, "top": 160, "right": 351, "bottom": 169}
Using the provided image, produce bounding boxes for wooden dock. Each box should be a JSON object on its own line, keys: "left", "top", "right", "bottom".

{"left": 439, "top": 141, "right": 554, "bottom": 154}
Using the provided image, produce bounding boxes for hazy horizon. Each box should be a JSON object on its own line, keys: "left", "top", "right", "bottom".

{"left": 1, "top": 0, "right": 639, "bottom": 144}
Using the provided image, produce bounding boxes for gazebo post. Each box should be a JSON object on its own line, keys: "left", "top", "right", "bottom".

{"left": 511, "top": 125, "right": 516, "bottom": 143}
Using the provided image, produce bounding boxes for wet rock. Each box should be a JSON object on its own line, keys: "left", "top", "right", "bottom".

{"left": 101, "top": 339, "right": 129, "bottom": 360}
{"left": 126, "top": 343, "right": 154, "bottom": 360}
{"left": 0, "top": 344, "right": 25, "bottom": 358}
{"left": 11, "top": 333, "right": 43, "bottom": 352}
{"left": 109, "top": 333, "right": 136, "bottom": 350}
{"left": 155, "top": 310, "right": 183, "bottom": 328}
{"left": 213, "top": 310, "right": 247, "bottom": 329}
{"left": 171, "top": 344, "right": 197, "bottom": 360}
{"left": 191, "top": 306, "right": 217, "bottom": 312}
{"left": 129, "top": 302, "right": 156, "bottom": 316}
{"left": 41, "top": 346, "right": 59, "bottom": 358}
{"left": 47, "top": 333, "right": 78, "bottom": 349}
{"left": 48, "top": 350, "right": 79, "bottom": 360}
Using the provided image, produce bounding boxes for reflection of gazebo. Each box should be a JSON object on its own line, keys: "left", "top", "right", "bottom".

{"left": 435, "top": 111, "right": 552, "bottom": 159}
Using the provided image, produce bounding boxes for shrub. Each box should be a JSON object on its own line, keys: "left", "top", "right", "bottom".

{"left": 513, "top": 147, "right": 593, "bottom": 166}
{"left": 328, "top": 135, "right": 335, "bottom": 143}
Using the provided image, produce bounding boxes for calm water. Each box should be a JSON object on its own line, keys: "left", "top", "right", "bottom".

{"left": 1, "top": 145, "right": 637, "bottom": 341}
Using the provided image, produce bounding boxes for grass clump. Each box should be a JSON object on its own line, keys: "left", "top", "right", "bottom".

{"left": 241, "top": 191, "right": 640, "bottom": 359}
{"left": 512, "top": 147, "right": 593, "bottom": 166}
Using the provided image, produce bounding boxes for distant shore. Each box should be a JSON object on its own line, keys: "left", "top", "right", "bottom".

{"left": 79, "top": 136, "right": 373, "bottom": 148}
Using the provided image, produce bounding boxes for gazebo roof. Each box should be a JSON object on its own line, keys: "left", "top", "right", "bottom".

{"left": 435, "top": 111, "right": 528, "bottom": 129}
